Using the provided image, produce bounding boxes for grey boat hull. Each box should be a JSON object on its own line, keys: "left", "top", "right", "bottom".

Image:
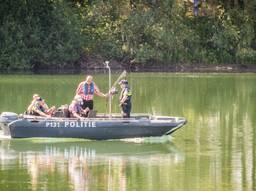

{"left": 1, "top": 113, "right": 186, "bottom": 140}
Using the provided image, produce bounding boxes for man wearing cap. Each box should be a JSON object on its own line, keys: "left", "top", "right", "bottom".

{"left": 76, "top": 75, "right": 106, "bottom": 113}
{"left": 26, "top": 94, "right": 55, "bottom": 117}
{"left": 69, "top": 95, "right": 88, "bottom": 119}
{"left": 119, "top": 80, "right": 132, "bottom": 118}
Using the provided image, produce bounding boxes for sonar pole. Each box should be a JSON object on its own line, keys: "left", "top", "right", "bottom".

{"left": 104, "top": 61, "right": 112, "bottom": 117}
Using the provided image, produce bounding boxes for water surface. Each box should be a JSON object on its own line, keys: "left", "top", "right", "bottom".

{"left": 0, "top": 73, "right": 256, "bottom": 191}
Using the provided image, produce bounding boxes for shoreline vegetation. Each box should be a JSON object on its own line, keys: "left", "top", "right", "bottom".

{"left": 1, "top": 61, "right": 256, "bottom": 74}
{"left": 1, "top": 63, "right": 256, "bottom": 74}
{"left": 0, "top": 0, "right": 256, "bottom": 73}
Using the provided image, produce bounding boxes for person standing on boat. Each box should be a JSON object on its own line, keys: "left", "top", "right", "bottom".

{"left": 119, "top": 80, "right": 132, "bottom": 118}
{"left": 69, "top": 95, "right": 87, "bottom": 119}
{"left": 76, "top": 75, "right": 106, "bottom": 114}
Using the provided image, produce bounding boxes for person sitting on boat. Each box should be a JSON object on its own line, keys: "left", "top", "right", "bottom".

{"left": 26, "top": 94, "right": 55, "bottom": 117}
{"left": 68, "top": 95, "right": 88, "bottom": 119}
{"left": 27, "top": 94, "right": 39, "bottom": 114}
{"left": 40, "top": 99, "right": 56, "bottom": 116}
{"left": 119, "top": 80, "right": 132, "bottom": 118}
{"left": 76, "top": 75, "right": 106, "bottom": 116}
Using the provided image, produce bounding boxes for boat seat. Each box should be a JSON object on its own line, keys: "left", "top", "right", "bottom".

{"left": 53, "top": 104, "right": 70, "bottom": 118}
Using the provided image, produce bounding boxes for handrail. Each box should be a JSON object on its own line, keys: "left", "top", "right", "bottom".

{"left": 22, "top": 113, "right": 153, "bottom": 121}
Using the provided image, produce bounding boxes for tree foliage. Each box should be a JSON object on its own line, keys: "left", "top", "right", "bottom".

{"left": 0, "top": 0, "right": 255, "bottom": 71}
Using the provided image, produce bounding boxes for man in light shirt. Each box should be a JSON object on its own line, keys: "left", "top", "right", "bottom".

{"left": 76, "top": 75, "right": 106, "bottom": 114}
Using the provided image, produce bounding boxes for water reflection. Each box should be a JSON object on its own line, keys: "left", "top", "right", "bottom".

{"left": 0, "top": 138, "right": 183, "bottom": 191}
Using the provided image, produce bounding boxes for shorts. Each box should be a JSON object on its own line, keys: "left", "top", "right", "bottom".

{"left": 82, "top": 100, "right": 93, "bottom": 110}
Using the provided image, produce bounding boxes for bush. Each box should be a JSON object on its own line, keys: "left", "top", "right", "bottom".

{"left": 0, "top": 0, "right": 256, "bottom": 71}
{"left": 0, "top": 1, "right": 84, "bottom": 71}
{"left": 236, "top": 48, "right": 256, "bottom": 64}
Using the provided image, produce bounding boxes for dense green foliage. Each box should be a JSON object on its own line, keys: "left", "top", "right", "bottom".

{"left": 0, "top": 0, "right": 255, "bottom": 71}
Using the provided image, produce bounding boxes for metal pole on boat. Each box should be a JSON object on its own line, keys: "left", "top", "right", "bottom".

{"left": 104, "top": 61, "right": 111, "bottom": 118}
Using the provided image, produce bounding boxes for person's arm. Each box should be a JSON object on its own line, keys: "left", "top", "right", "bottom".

{"left": 76, "top": 82, "right": 84, "bottom": 95}
{"left": 120, "top": 95, "right": 128, "bottom": 104}
{"left": 72, "top": 112, "right": 83, "bottom": 119}
{"left": 119, "top": 91, "right": 128, "bottom": 106}
{"left": 33, "top": 108, "right": 50, "bottom": 117}
{"left": 94, "top": 83, "right": 106, "bottom": 97}
{"left": 42, "top": 102, "right": 49, "bottom": 110}
{"left": 82, "top": 107, "right": 90, "bottom": 114}
{"left": 32, "top": 102, "right": 50, "bottom": 117}
{"left": 69, "top": 103, "right": 83, "bottom": 119}
{"left": 27, "top": 100, "right": 35, "bottom": 112}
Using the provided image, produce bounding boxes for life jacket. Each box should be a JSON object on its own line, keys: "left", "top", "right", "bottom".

{"left": 83, "top": 82, "right": 94, "bottom": 95}
{"left": 74, "top": 104, "right": 82, "bottom": 114}
{"left": 120, "top": 87, "right": 132, "bottom": 103}
{"left": 39, "top": 105, "right": 45, "bottom": 112}
{"left": 69, "top": 102, "right": 82, "bottom": 117}
{"left": 28, "top": 101, "right": 44, "bottom": 115}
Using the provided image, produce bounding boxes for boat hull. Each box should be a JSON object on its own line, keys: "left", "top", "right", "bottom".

{"left": 6, "top": 117, "right": 186, "bottom": 140}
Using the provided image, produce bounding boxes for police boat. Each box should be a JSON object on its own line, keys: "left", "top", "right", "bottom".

{"left": 0, "top": 112, "right": 186, "bottom": 140}
{"left": 0, "top": 62, "right": 187, "bottom": 140}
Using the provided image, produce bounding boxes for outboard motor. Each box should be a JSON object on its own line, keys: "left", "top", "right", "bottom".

{"left": 0, "top": 112, "right": 18, "bottom": 135}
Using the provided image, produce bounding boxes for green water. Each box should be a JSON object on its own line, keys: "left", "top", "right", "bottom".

{"left": 0, "top": 73, "right": 256, "bottom": 191}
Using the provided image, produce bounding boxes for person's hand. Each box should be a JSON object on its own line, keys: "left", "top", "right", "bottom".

{"left": 45, "top": 115, "right": 51, "bottom": 119}
{"left": 83, "top": 108, "right": 90, "bottom": 113}
{"left": 119, "top": 102, "right": 126, "bottom": 107}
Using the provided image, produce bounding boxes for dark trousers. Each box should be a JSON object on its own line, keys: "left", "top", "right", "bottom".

{"left": 81, "top": 100, "right": 94, "bottom": 117}
{"left": 121, "top": 102, "right": 131, "bottom": 118}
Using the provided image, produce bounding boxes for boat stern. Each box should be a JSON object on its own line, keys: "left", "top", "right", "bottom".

{"left": 0, "top": 112, "right": 18, "bottom": 135}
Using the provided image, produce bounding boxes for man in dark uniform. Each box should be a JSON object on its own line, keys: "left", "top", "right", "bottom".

{"left": 119, "top": 80, "right": 132, "bottom": 118}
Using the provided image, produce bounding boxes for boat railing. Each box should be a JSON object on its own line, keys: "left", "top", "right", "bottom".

{"left": 22, "top": 113, "right": 153, "bottom": 122}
